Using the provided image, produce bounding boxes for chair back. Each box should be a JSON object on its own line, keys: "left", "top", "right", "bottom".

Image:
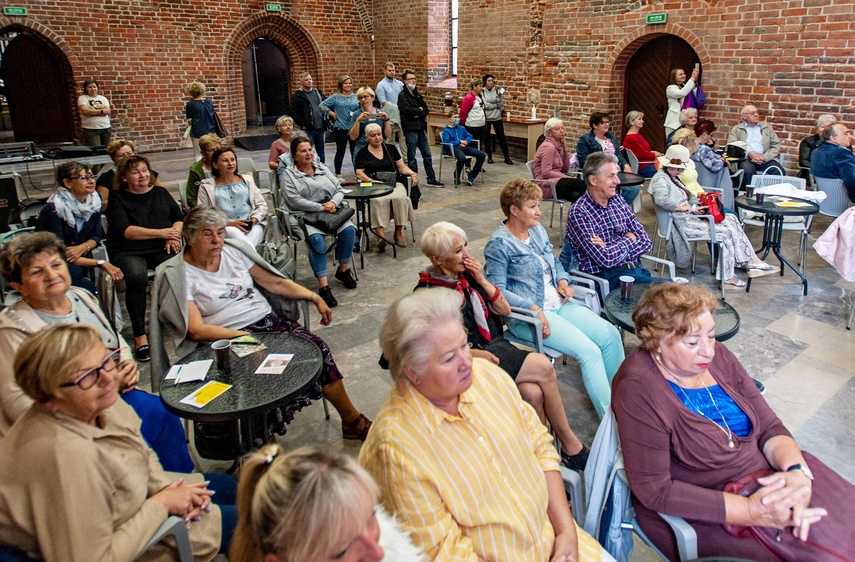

{"left": 815, "top": 176, "right": 853, "bottom": 217}
{"left": 623, "top": 147, "right": 640, "bottom": 174}
{"left": 695, "top": 165, "right": 734, "bottom": 210}
{"left": 653, "top": 205, "right": 674, "bottom": 241}
{"left": 526, "top": 160, "right": 557, "bottom": 200}
{"left": 177, "top": 180, "right": 188, "bottom": 207}
{"left": 749, "top": 174, "right": 806, "bottom": 190}
{"left": 237, "top": 156, "right": 261, "bottom": 188}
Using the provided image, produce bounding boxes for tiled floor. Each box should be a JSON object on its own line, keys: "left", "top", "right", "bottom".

{"left": 112, "top": 138, "right": 853, "bottom": 560}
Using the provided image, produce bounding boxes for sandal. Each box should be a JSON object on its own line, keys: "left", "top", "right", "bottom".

{"left": 747, "top": 261, "right": 777, "bottom": 271}
{"left": 376, "top": 239, "right": 387, "bottom": 253}
{"left": 722, "top": 278, "right": 747, "bottom": 288}
{"left": 342, "top": 413, "right": 372, "bottom": 441}
{"left": 560, "top": 445, "right": 590, "bottom": 471}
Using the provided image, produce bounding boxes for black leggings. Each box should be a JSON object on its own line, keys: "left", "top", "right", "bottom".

{"left": 332, "top": 128, "right": 356, "bottom": 175}
{"left": 111, "top": 250, "right": 173, "bottom": 337}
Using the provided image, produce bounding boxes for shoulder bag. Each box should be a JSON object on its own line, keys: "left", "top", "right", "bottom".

{"left": 299, "top": 200, "right": 354, "bottom": 235}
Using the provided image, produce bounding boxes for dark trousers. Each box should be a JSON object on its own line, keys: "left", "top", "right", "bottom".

{"left": 306, "top": 128, "right": 326, "bottom": 163}
{"left": 111, "top": 250, "right": 173, "bottom": 337}
{"left": 740, "top": 158, "right": 782, "bottom": 187}
{"left": 332, "top": 128, "right": 356, "bottom": 175}
{"left": 404, "top": 130, "right": 438, "bottom": 181}
{"left": 453, "top": 145, "right": 486, "bottom": 180}
{"left": 467, "top": 125, "right": 487, "bottom": 153}
{"left": 600, "top": 264, "right": 667, "bottom": 294}
{"left": 485, "top": 119, "right": 509, "bottom": 158}
{"left": 554, "top": 177, "right": 587, "bottom": 202}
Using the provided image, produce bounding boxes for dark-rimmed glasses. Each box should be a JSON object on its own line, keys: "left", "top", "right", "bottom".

{"left": 60, "top": 349, "right": 121, "bottom": 390}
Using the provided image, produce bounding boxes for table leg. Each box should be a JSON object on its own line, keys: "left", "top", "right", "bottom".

{"left": 362, "top": 198, "right": 396, "bottom": 259}
{"left": 747, "top": 216, "right": 809, "bottom": 296}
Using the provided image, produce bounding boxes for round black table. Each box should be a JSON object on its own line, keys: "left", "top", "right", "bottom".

{"left": 603, "top": 283, "right": 741, "bottom": 342}
{"left": 160, "top": 333, "right": 323, "bottom": 463}
{"left": 734, "top": 195, "right": 819, "bottom": 296}
{"left": 617, "top": 171, "right": 645, "bottom": 187}
{"left": 344, "top": 182, "right": 396, "bottom": 269}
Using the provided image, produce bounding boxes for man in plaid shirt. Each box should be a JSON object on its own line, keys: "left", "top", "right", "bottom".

{"left": 565, "top": 152, "right": 660, "bottom": 292}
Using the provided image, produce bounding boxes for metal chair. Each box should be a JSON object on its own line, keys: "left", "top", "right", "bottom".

{"left": 620, "top": 147, "right": 646, "bottom": 213}
{"left": 177, "top": 179, "right": 189, "bottom": 208}
{"left": 560, "top": 465, "right": 585, "bottom": 526}
{"left": 438, "top": 139, "right": 484, "bottom": 186}
{"left": 695, "top": 165, "right": 734, "bottom": 210}
{"left": 567, "top": 254, "right": 676, "bottom": 310}
{"left": 814, "top": 176, "right": 853, "bottom": 217}
{"left": 237, "top": 156, "right": 272, "bottom": 198}
{"left": 525, "top": 160, "right": 572, "bottom": 235}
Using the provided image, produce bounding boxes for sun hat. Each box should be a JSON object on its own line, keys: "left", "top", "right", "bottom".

{"left": 657, "top": 144, "right": 695, "bottom": 170}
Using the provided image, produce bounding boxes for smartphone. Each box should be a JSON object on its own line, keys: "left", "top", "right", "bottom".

{"left": 694, "top": 63, "right": 700, "bottom": 71}
{"left": 498, "top": 87, "right": 506, "bottom": 95}
{"left": 366, "top": 113, "right": 382, "bottom": 120}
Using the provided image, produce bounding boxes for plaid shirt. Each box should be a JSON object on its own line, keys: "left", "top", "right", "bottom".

{"left": 567, "top": 191, "right": 652, "bottom": 274}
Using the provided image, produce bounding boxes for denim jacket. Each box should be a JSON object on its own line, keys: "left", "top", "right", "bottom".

{"left": 484, "top": 222, "right": 570, "bottom": 312}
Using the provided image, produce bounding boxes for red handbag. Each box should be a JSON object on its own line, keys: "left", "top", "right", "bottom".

{"left": 699, "top": 191, "right": 725, "bottom": 223}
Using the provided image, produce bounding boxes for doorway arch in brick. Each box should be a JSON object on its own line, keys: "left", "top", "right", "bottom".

{"left": 222, "top": 15, "right": 322, "bottom": 137}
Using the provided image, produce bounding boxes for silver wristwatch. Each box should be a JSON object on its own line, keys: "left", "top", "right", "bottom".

{"left": 96, "top": 259, "right": 106, "bottom": 268}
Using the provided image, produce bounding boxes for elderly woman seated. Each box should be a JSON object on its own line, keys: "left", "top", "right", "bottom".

{"left": 649, "top": 145, "right": 777, "bottom": 288}
{"left": 614, "top": 283, "right": 855, "bottom": 561}
{"left": 96, "top": 138, "right": 162, "bottom": 211}
{"left": 360, "top": 289, "right": 613, "bottom": 561}
{"left": 0, "top": 231, "right": 192, "bottom": 471}
{"left": 197, "top": 147, "right": 267, "bottom": 247}
{"left": 484, "top": 178, "right": 624, "bottom": 418}
{"left": 0, "top": 324, "right": 237, "bottom": 561}
{"left": 665, "top": 107, "right": 699, "bottom": 147}
{"left": 416, "top": 221, "right": 588, "bottom": 469}
{"left": 534, "top": 117, "right": 587, "bottom": 202}
{"left": 355, "top": 122, "right": 416, "bottom": 250}
{"left": 151, "top": 206, "right": 371, "bottom": 441}
{"left": 280, "top": 136, "right": 358, "bottom": 308}
{"left": 230, "top": 445, "right": 423, "bottom": 562}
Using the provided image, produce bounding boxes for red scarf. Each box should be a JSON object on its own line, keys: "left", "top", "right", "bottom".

{"left": 418, "top": 271, "right": 492, "bottom": 342}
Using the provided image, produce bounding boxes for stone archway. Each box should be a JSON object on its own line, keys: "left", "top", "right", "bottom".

{"left": 222, "top": 15, "right": 323, "bottom": 137}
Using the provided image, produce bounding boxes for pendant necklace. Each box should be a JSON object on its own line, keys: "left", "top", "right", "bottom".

{"left": 657, "top": 355, "right": 735, "bottom": 449}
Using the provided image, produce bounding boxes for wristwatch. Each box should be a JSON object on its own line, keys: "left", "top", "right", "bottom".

{"left": 787, "top": 463, "right": 814, "bottom": 481}
{"left": 96, "top": 259, "right": 106, "bottom": 268}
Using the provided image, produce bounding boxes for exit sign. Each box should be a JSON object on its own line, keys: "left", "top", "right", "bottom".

{"left": 265, "top": 3, "right": 281, "bottom": 11}
{"left": 646, "top": 13, "right": 667, "bottom": 24}
{"left": 3, "top": 7, "right": 27, "bottom": 15}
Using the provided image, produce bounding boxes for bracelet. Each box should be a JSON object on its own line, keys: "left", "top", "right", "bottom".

{"left": 487, "top": 286, "right": 501, "bottom": 302}
{"left": 310, "top": 292, "right": 318, "bottom": 303}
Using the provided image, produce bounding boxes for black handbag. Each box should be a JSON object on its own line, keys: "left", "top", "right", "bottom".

{"left": 299, "top": 202, "right": 354, "bottom": 235}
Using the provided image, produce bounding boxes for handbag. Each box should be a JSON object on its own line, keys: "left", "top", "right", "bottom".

{"left": 299, "top": 202, "right": 354, "bottom": 235}
{"left": 256, "top": 240, "right": 299, "bottom": 322}
{"left": 699, "top": 191, "right": 725, "bottom": 223}
{"left": 722, "top": 468, "right": 854, "bottom": 562}
{"left": 375, "top": 145, "right": 422, "bottom": 209}
{"left": 213, "top": 110, "right": 229, "bottom": 138}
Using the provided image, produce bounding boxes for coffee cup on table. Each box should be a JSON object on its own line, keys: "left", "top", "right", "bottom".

{"left": 212, "top": 339, "right": 232, "bottom": 371}
{"left": 755, "top": 192, "right": 765, "bottom": 204}
{"left": 619, "top": 275, "right": 635, "bottom": 300}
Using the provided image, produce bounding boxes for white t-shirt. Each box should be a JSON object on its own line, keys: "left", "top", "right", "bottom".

{"left": 185, "top": 245, "right": 272, "bottom": 329}
{"left": 77, "top": 95, "right": 111, "bottom": 129}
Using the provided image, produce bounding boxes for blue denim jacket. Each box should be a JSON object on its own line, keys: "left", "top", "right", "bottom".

{"left": 484, "top": 222, "right": 570, "bottom": 311}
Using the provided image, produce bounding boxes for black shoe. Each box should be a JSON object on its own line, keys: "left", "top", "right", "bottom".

{"left": 427, "top": 178, "right": 445, "bottom": 187}
{"left": 504, "top": 157, "right": 514, "bottom": 165}
{"left": 560, "top": 445, "right": 589, "bottom": 471}
{"left": 135, "top": 344, "right": 151, "bottom": 362}
{"left": 335, "top": 268, "right": 358, "bottom": 289}
{"left": 487, "top": 157, "right": 495, "bottom": 164}
{"left": 319, "top": 286, "right": 338, "bottom": 307}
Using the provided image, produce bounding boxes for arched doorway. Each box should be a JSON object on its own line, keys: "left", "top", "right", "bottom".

{"left": 623, "top": 35, "right": 700, "bottom": 152}
{"left": 0, "top": 29, "right": 75, "bottom": 144}
{"left": 241, "top": 37, "right": 290, "bottom": 127}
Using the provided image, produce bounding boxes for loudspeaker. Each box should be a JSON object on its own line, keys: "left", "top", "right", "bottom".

{"left": 0, "top": 175, "right": 20, "bottom": 233}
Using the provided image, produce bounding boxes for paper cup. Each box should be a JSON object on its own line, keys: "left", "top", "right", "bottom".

{"left": 212, "top": 339, "right": 232, "bottom": 371}
{"left": 619, "top": 275, "right": 635, "bottom": 300}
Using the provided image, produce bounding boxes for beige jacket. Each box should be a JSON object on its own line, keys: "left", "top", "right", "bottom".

{"left": 197, "top": 171, "right": 268, "bottom": 226}
{"left": 0, "top": 399, "right": 218, "bottom": 562}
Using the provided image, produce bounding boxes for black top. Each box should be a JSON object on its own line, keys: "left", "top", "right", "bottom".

{"left": 96, "top": 168, "right": 159, "bottom": 191}
{"left": 397, "top": 87, "right": 429, "bottom": 132}
{"left": 354, "top": 144, "right": 401, "bottom": 178}
{"left": 105, "top": 185, "right": 183, "bottom": 255}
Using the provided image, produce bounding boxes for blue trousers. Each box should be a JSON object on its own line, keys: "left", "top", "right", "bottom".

{"left": 204, "top": 472, "right": 237, "bottom": 552}
{"left": 452, "top": 145, "right": 486, "bottom": 180}
{"left": 122, "top": 389, "right": 195, "bottom": 473}
{"left": 306, "top": 225, "right": 355, "bottom": 278}
{"left": 404, "top": 130, "right": 438, "bottom": 182}
{"left": 509, "top": 301, "right": 624, "bottom": 418}
{"left": 619, "top": 184, "right": 640, "bottom": 206}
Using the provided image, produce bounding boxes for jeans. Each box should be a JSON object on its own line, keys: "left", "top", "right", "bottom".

{"left": 638, "top": 163, "right": 656, "bottom": 178}
{"left": 404, "top": 130, "right": 438, "bottom": 181}
{"left": 485, "top": 119, "right": 509, "bottom": 158}
{"left": 332, "top": 128, "right": 356, "bottom": 175}
{"left": 452, "top": 145, "right": 486, "bottom": 180}
{"left": 619, "top": 184, "right": 640, "bottom": 207}
{"left": 509, "top": 301, "right": 624, "bottom": 418}
{"left": 306, "top": 225, "right": 355, "bottom": 278}
{"left": 600, "top": 264, "right": 668, "bottom": 293}
{"left": 203, "top": 472, "right": 238, "bottom": 553}
{"left": 306, "top": 128, "right": 326, "bottom": 163}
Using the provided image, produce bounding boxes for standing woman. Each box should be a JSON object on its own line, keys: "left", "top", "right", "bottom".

{"left": 185, "top": 81, "right": 218, "bottom": 158}
{"left": 349, "top": 87, "right": 391, "bottom": 166}
{"left": 459, "top": 78, "right": 487, "bottom": 150}
{"left": 197, "top": 147, "right": 267, "bottom": 247}
{"left": 106, "top": 155, "right": 184, "bottom": 361}
{"left": 37, "top": 162, "right": 123, "bottom": 292}
{"left": 321, "top": 75, "right": 361, "bottom": 176}
{"left": 77, "top": 79, "right": 111, "bottom": 147}
{"left": 623, "top": 111, "right": 661, "bottom": 178}
{"left": 665, "top": 67, "right": 700, "bottom": 135}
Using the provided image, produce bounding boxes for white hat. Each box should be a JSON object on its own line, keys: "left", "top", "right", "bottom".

{"left": 657, "top": 144, "right": 695, "bottom": 170}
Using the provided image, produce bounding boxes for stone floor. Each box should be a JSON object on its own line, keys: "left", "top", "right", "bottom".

{"left": 99, "top": 137, "right": 854, "bottom": 560}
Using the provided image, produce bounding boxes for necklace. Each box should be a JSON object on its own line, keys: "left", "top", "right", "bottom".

{"left": 657, "top": 355, "right": 735, "bottom": 449}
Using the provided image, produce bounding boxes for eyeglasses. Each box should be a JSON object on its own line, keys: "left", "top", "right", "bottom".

{"left": 76, "top": 174, "right": 96, "bottom": 181}
{"left": 60, "top": 349, "right": 121, "bottom": 390}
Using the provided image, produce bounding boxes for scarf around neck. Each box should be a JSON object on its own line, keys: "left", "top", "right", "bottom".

{"left": 48, "top": 186, "right": 101, "bottom": 228}
{"left": 419, "top": 268, "right": 491, "bottom": 342}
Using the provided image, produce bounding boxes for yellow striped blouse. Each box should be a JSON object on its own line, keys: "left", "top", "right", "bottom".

{"left": 359, "top": 358, "right": 606, "bottom": 561}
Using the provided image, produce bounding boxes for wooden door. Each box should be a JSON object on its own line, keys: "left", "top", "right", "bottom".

{"left": 623, "top": 35, "right": 699, "bottom": 152}
{"left": 0, "top": 33, "right": 75, "bottom": 144}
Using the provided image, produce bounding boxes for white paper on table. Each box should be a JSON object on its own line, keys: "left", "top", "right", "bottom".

{"left": 255, "top": 353, "right": 294, "bottom": 374}
{"left": 165, "top": 359, "right": 212, "bottom": 384}
{"left": 342, "top": 188, "right": 353, "bottom": 193}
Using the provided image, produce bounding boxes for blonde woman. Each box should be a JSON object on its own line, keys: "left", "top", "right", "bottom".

{"left": 185, "top": 81, "right": 217, "bottom": 157}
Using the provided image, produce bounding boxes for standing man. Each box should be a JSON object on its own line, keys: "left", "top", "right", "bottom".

{"left": 290, "top": 72, "right": 327, "bottom": 163}
{"left": 482, "top": 74, "right": 513, "bottom": 165}
{"left": 810, "top": 122, "right": 855, "bottom": 204}
{"left": 376, "top": 62, "right": 407, "bottom": 163}
{"left": 727, "top": 104, "right": 782, "bottom": 186}
{"left": 398, "top": 69, "right": 444, "bottom": 187}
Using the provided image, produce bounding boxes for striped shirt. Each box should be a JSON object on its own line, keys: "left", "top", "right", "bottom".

{"left": 359, "top": 358, "right": 605, "bottom": 561}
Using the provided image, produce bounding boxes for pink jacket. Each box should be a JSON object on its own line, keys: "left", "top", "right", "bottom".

{"left": 814, "top": 206, "right": 855, "bottom": 281}
{"left": 533, "top": 136, "right": 571, "bottom": 198}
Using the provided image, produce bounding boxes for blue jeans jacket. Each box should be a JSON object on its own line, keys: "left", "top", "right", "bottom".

{"left": 484, "top": 222, "right": 570, "bottom": 311}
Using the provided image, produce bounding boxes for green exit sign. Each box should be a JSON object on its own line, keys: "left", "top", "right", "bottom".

{"left": 646, "top": 13, "right": 667, "bottom": 24}
{"left": 265, "top": 3, "right": 281, "bottom": 11}
{"left": 3, "top": 7, "right": 27, "bottom": 15}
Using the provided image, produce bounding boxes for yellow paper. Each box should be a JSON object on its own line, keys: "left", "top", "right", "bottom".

{"left": 775, "top": 201, "right": 811, "bottom": 207}
{"left": 180, "top": 381, "right": 232, "bottom": 408}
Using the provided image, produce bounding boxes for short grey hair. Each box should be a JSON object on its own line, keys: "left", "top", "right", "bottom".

{"left": 544, "top": 117, "right": 564, "bottom": 137}
{"left": 816, "top": 114, "right": 837, "bottom": 132}
{"left": 379, "top": 288, "right": 464, "bottom": 385}
{"left": 678, "top": 108, "right": 698, "bottom": 124}
{"left": 275, "top": 115, "right": 294, "bottom": 132}
{"left": 420, "top": 222, "right": 468, "bottom": 261}
{"left": 625, "top": 111, "right": 643, "bottom": 129}
{"left": 582, "top": 152, "right": 619, "bottom": 186}
{"left": 182, "top": 206, "right": 228, "bottom": 245}
{"left": 364, "top": 123, "right": 382, "bottom": 136}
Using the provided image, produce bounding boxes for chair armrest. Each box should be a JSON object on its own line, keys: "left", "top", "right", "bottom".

{"left": 134, "top": 516, "right": 193, "bottom": 562}
{"left": 658, "top": 513, "right": 698, "bottom": 561}
{"left": 570, "top": 269, "right": 609, "bottom": 306}
{"left": 671, "top": 212, "right": 718, "bottom": 244}
{"left": 560, "top": 466, "right": 585, "bottom": 525}
{"left": 639, "top": 255, "right": 675, "bottom": 279}
{"left": 568, "top": 275, "right": 595, "bottom": 292}
{"left": 300, "top": 300, "right": 311, "bottom": 333}
{"left": 507, "top": 306, "right": 544, "bottom": 354}
{"left": 275, "top": 205, "right": 303, "bottom": 241}
{"left": 702, "top": 186, "right": 722, "bottom": 194}
{"left": 569, "top": 283, "right": 601, "bottom": 316}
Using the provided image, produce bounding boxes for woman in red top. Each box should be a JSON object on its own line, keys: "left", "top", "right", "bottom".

{"left": 623, "top": 111, "right": 661, "bottom": 178}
